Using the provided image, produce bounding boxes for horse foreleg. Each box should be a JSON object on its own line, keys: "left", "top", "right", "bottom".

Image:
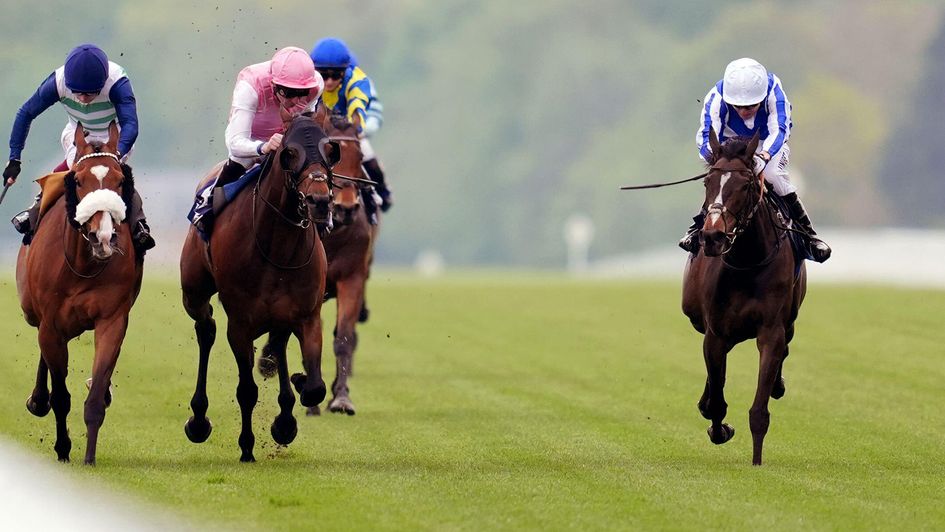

{"left": 39, "top": 325, "right": 71, "bottom": 462}
{"left": 328, "top": 278, "right": 363, "bottom": 416}
{"left": 702, "top": 332, "right": 735, "bottom": 445}
{"left": 268, "top": 330, "right": 297, "bottom": 445}
{"left": 183, "top": 291, "right": 216, "bottom": 445}
{"left": 751, "top": 326, "right": 787, "bottom": 466}
{"left": 84, "top": 313, "right": 128, "bottom": 465}
{"left": 772, "top": 323, "right": 795, "bottom": 400}
{"left": 292, "top": 316, "right": 326, "bottom": 410}
{"left": 26, "top": 356, "right": 50, "bottom": 417}
{"left": 227, "top": 322, "right": 258, "bottom": 462}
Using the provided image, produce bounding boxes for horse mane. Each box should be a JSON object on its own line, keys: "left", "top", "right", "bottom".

{"left": 327, "top": 112, "right": 357, "bottom": 135}
{"left": 63, "top": 171, "right": 81, "bottom": 229}
{"left": 717, "top": 136, "right": 753, "bottom": 162}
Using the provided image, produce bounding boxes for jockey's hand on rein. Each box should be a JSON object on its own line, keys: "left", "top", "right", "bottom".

{"left": 3, "top": 159, "right": 21, "bottom": 185}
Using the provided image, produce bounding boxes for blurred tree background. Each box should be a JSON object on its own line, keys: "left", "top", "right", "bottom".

{"left": 0, "top": 0, "right": 941, "bottom": 267}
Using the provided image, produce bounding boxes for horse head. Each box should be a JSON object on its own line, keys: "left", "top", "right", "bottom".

{"left": 323, "top": 113, "right": 366, "bottom": 227}
{"left": 65, "top": 122, "right": 132, "bottom": 261}
{"left": 701, "top": 128, "right": 764, "bottom": 257}
{"left": 275, "top": 114, "right": 337, "bottom": 230}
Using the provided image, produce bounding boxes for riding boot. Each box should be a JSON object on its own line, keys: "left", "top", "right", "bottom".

{"left": 363, "top": 158, "right": 392, "bottom": 212}
{"left": 678, "top": 209, "right": 706, "bottom": 253}
{"left": 128, "top": 189, "right": 156, "bottom": 255}
{"left": 11, "top": 192, "right": 42, "bottom": 245}
{"left": 782, "top": 192, "right": 831, "bottom": 263}
{"left": 360, "top": 186, "right": 379, "bottom": 225}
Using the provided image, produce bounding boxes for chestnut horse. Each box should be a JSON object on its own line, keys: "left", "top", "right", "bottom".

{"left": 681, "top": 129, "right": 806, "bottom": 466}
{"left": 258, "top": 113, "right": 375, "bottom": 415}
{"left": 180, "top": 114, "right": 338, "bottom": 462}
{"left": 17, "top": 123, "right": 143, "bottom": 464}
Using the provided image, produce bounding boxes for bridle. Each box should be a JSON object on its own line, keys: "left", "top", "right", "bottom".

{"left": 64, "top": 151, "right": 125, "bottom": 278}
{"left": 704, "top": 162, "right": 786, "bottom": 269}
{"left": 704, "top": 163, "right": 766, "bottom": 258}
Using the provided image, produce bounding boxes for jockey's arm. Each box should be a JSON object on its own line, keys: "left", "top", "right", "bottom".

{"left": 109, "top": 77, "right": 138, "bottom": 158}
{"left": 8, "top": 72, "right": 60, "bottom": 161}
{"left": 224, "top": 80, "right": 266, "bottom": 158}
{"left": 696, "top": 86, "right": 723, "bottom": 162}
{"left": 344, "top": 75, "right": 371, "bottom": 134}
{"left": 761, "top": 76, "right": 790, "bottom": 156}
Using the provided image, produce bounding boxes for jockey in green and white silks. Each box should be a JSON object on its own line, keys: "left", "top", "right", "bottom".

{"left": 680, "top": 57, "right": 830, "bottom": 263}
{"left": 310, "top": 38, "right": 393, "bottom": 219}
{"left": 4, "top": 43, "right": 154, "bottom": 253}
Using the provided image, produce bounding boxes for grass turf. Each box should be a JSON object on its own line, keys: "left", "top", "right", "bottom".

{"left": 0, "top": 273, "right": 942, "bottom": 530}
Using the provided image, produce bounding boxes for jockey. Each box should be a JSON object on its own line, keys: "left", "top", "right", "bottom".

{"left": 310, "top": 37, "right": 392, "bottom": 222}
{"left": 218, "top": 46, "right": 325, "bottom": 187}
{"left": 5, "top": 43, "right": 154, "bottom": 252}
{"left": 681, "top": 58, "right": 831, "bottom": 263}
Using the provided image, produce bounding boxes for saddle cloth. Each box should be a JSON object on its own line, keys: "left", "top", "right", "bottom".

{"left": 187, "top": 162, "right": 262, "bottom": 241}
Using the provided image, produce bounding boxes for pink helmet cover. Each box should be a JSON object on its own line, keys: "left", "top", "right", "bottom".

{"left": 270, "top": 47, "right": 322, "bottom": 90}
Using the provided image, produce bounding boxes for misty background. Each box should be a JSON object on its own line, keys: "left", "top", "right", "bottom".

{"left": 0, "top": 0, "right": 942, "bottom": 271}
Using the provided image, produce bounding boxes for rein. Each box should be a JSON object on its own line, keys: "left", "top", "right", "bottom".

{"left": 710, "top": 169, "right": 788, "bottom": 270}
{"left": 250, "top": 152, "right": 319, "bottom": 270}
{"left": 620, "top": 171, "right": 709, "bottom": 190}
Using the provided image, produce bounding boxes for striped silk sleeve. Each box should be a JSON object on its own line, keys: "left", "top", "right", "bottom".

{"left": 762, "top": 75, "right": 791, "bottom": 155}
{"left": 696, "top": 86, "right": 723, "bottom": 162}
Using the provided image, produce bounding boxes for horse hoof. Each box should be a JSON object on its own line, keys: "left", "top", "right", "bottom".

{"left": 240, "top": 452, "right": 256, "bottom": 463}
{"left": 358, "top": 305, "right": 369, "bottom": 323}
{"left": 26, "top": 395, "right": 50, "bottom": 418}
{"left": 707, "top": 423, "right": 735, "bottom": 445}
{"left": 58, "top": 456, "right": 70, "bottom": 463}
{"left": 771, "top": 377, "right": 786, "bottom": 400}
{"left": 328, "top": 397, "right": 356, "bottom": 416}
{"left": 257, "top": 345, "right": 278, "bottom": 380}
{"left": 184, "top": 416, "right": 213, "bottom": 443}
{"left": 270, "top": 417, "right": 298, "bottom": 446}
{"left": 306, "top": 406, "right": 320, "bottom": 417}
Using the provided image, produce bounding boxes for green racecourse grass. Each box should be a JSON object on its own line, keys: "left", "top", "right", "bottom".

{"left": 0, "top": 272, "right": 943, "bottom": 530}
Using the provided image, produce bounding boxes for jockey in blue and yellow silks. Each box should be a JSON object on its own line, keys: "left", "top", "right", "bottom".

{"left": 310, "top": 38, "right": 393, "bottom": 222}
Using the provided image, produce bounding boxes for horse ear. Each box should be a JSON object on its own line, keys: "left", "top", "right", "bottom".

{"left": 746, "top": 130, "right": 761, "bottom": 160}
{"left": 73, "top": 123, "right": 88, "bottom": 153}
{"left": 106, "top": 121, "right": 120, "bottom": 153}
{"left": 352, "top": 112, "right": 362, "bottom": 132}
{"left": 279, "top": 142, "right": 306, "bottom": 175}
{"left": 708, "top": 126, "right": 720, "bottom": 158}
{"left": 314, "top": 103, "right": 329, "bottom": 127}
{"left": 318, "top": 139, "right": 341, "bottom": 168}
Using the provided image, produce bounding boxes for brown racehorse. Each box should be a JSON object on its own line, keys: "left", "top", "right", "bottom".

{"left": 258, "top": 112, "right": 375, "bottom": 415}
{"left": 180, "top": 114, "right": 338, "bottom": 462}
{"left": 17, "top": 122, "right": 144, "bottom": 465}
{"left": 681, "top": 128, "right": 806, "bottom": 466}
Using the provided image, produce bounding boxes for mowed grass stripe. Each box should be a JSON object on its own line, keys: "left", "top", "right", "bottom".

{"left": 0, "top": 275, "right": 942, "bottom": 530}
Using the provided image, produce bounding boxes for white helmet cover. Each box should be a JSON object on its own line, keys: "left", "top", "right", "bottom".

{"left": 722, "top": 58, "right": 768, "bottom": 106}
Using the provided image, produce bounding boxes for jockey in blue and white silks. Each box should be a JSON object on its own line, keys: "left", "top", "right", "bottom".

{"left": 311, "top": 38, "right": 393, "bottom": 218}
{"left": 5, "top": 44, "right": 154, "bottom": 253}
{"left": 682, "top": 58, "right": 830, "bottom": 262}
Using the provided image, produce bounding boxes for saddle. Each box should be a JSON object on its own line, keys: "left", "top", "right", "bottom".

{"left": 37, "top": 171, "right": 70, "bottom": 218}
{"left": 764, "top": 191, "right": 811, "bottom": 277}
{"left": 187, "top": 161, "right": 262, "bottom": 241}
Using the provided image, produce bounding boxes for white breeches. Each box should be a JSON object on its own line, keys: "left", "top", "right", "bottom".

{"left": 754, "top": 144, "right": 796, "bottom": 196}
{"left": 61, "top": 122, "right": 134, "bottom": 168}
{"left": 360, "top": 137, "right": 376, "bottom": 162}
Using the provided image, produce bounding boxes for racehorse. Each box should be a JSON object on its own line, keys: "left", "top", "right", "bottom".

{"left": 258, "top": 112, "right": 375, "bottom": 416}
{"left": 681, "top": 128, "right": 806, "bottom": 466}
{"left": 180, "top": 113, "right": 338, "bottom": 462}
{"left": 17, "top": 122, "right": 144, "bottom": 465}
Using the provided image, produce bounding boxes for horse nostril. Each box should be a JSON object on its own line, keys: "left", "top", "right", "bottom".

{"left": 110, "top": 234, "right": 119, "bottom": 247}
{"left": 88, "top": 233, "right": 100, "bottom": 244}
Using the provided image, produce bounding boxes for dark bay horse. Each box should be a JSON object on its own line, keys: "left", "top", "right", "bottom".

{"left": 17, "top": 123, "right": 144, "bottom": 464}
{"left": 259, "top": 112, "right": 375, "bottom": 416}
{"left": 681, "top": 129, "right": 806, "bottom": 466}
{"left": 180, "top": 114, "right": 338, "bottom": 462}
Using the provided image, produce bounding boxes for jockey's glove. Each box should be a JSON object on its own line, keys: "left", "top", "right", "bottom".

{"left": 3, "top": 159, "right": 21, "bottom": 184}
